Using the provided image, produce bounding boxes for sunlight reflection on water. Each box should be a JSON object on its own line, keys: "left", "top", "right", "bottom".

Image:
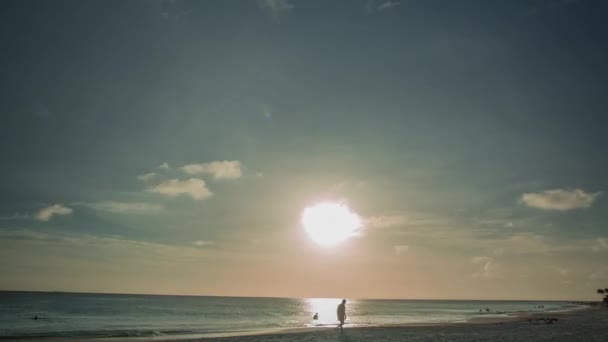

{"left": 303, "top": 298, "right": 356, "bottom": 327}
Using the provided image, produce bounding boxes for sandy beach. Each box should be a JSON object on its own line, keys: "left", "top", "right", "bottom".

{"left": 189, "top": 306, "right": 608, "bottom": 342}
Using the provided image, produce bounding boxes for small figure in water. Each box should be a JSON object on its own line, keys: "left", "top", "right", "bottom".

{"left": 337, "top": 299, "right": 347, "bottom": 332}
{"left": 485, "top": 308, "right": 490, "bottom": 312}
{"left": 34, "top": 316, "right": 38, "bottom": 320}
{"left": 313, "top": 312, "right": 318, "bottom": 321}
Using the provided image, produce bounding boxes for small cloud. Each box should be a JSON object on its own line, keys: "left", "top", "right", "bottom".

{"left": 367, "top": 0, "right": 400, "bottom": 13}
{"left": 159, "top": 162, "right": 170, "bottom": 170}
{"left": 180, "top": 160, "right": 242, "bottom": 180}
{"left": 258, "top": 0, "right": 294, "bottom": 18}
{"left": 393, "top": 245, "right": 409, "bottom": 255}
{"left": 148, "top": 178, "right": 212, "bottom": 200}
{"left": 365, "top": 215, "right": 407, "bottom": 229}
{"left": 472, "top": 256, "right": 499, "bottom": 278}
{"left": 590, "top": 267, "right": 608, "bottom": 280}
{"left": 82, "top": 201, "right": 164, "bottom": 215}
{"left": 193, "top": 240, "right": 214, "bottom": 247}
{"left": 35, "top": 204, "right": 73, "bottom": 222}
{"left": 137, "top": 172, "right": 157, "bottom": 182}
{"left": 520, "top": 189, "right": 601, "bottom": 210}
{"left": 592, "top": 238, "right": 608, "bottom": 252}
{"left": 378, "top": 0, "right": 400, "bottom": 11}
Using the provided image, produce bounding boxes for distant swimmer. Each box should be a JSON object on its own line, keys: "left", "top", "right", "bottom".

{"left": 313, "top": 312, "right": 318, "bottom": 321}
{"left": 337, "top": 299, "right": 347, "bottom": 332}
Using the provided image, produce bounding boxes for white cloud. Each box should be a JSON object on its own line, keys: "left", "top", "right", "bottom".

{"left": 258, "top": 0, "right": 294, "bottom": 17}
{"left": 148, "top": 178, "right": 212, "bottom": 200}
{"left": 35, "top": 204, "right": 73, "bottom": 222}
{"left": 137, "top": 172, "right": 157, "bottom": 182}
{"left": 472, "top": 256, "right": 499, "bottom": 278}
{"left": 193, "top": 240, "right": 214, "bottom": 247}
{"left": 393, "top": 245, "right": 409, "bottom": 255}
{"left": 159, "top": 162, "right": 170, "bottom": 170}
{"left": 520, "top": 189, "right": 601, "bottom": 210}
{"left": 378, "top": 0, "right": 400, "bottom": 11}
{"left": 365, "top": 215, "right": 408, "bottom": 229}
{"left": 83, "top": 201, "right": 164, "bottom": 215}
{"left": 180, "top": 160, "right": 242, "bottom": 180}
{"left": 592, "top": 238, "right": 608, "bottom": 252}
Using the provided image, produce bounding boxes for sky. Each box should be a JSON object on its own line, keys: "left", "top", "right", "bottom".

{"left": 1, "top": 0, "right": 607, "bottom": 300}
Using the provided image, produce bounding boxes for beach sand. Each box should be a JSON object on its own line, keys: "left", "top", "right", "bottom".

{"left": 190, "top": 306, "right": 608, "bottom": 342}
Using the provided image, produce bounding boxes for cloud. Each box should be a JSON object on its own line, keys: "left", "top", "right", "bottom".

{"left": 367, "top": 0, "right": 400, "bottom": 13}
{"left": 82, "top": 201, "right": 164, "bottom": 215}
{"left": 365, "top": 215, "right": 408, "bottom": 229}
{"left": 590, "top": 267, "right": 608, "bottom": 280}
{"left": 159, "top": 162, "right": 170, "bottom": 170}
{"left": 137, "top": 172, "right": 157, "bottom": 182}
{"left": 148, "top": 178, "right": 212, "bottom": 200}
{"left": 378, "top": 1, "right": 400, "bottom": 11}
{"left": 520, "top": 189, "right": 601, "bottom": 210}
{"left": 35, "top": 204, "right": 73, "bottom": 222}
{"left": 393, "top": 245, "right": 409, "bottom": 255}
{"left": 592, "top": 238, "right": 608, "bottom": 252}
{"left": 180, "top": 160, "right": 242, "bottom": 180}
{"left": 258, "top": 0, "right": 294, "bottom": 17}
{"left": 472, "top": 256, "right": 499, "bottom": 278}
{"left": 193, "top": 240, "right": 214, "bottom": 247}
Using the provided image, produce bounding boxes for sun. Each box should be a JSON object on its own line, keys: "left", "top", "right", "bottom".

{"left": 301, "top": 202, "right": 362, "bottom": 246}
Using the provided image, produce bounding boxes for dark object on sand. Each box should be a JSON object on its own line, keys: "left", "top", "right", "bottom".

{"left": 528, "top": 317, "right": 559, "bottom": 324}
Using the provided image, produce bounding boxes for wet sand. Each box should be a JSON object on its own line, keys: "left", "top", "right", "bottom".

{"left": 192, "top": 305, "right": 607, "bottom": 341}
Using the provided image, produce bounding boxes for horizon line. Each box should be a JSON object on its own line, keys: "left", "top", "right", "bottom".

{"left": 0, "top": 289, "right": 591, "bottom": 303}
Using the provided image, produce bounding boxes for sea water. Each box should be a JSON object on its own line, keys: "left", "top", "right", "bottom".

{"left": 0, "top": 292, "right": 582, "bottom": 339}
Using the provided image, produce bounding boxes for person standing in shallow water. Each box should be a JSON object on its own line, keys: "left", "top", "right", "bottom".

{"left": 337, "top": 299, "right": 347, "bottom": 332}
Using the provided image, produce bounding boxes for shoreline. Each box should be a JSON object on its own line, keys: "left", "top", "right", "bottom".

{"left": 3, "top": 305, "right": 599, "bottom": 342}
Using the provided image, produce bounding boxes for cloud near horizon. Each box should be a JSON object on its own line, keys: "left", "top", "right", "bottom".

{"left": 520, "top": 189, "right": 601, "bottom": 210}
{"left": 35, "top": 204, "right": 73, "bottom": 222}
{"left": 180, "top": 161, "right": 243, "bottom": 180}
{"left": 147, "top": 178, "right": 212, "bottom": 200}
{"left": 80, "top": 201, "right": 164, "bottom": 214}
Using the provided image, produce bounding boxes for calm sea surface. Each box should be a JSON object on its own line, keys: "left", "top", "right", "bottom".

{"left": 0, "top": 292, "right": 583, "bottom": 339}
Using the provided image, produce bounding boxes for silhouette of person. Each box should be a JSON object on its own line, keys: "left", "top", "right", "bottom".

{"left": 34, "top": 316, "right": 38, "bottom": 320}
{"left": 337, "top": 299, "right": 347, "bottom": 332}
{"left": 313, "top": 312, "right": 318, "bottom": 321}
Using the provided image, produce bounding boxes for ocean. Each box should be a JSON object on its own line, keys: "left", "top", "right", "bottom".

{"left": 0, "top": 292, "right": 583, "bottom": 339}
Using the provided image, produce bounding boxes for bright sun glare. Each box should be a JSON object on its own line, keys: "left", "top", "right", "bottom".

{"left": 301, "top": 202, "right": 362, "bottom": 246}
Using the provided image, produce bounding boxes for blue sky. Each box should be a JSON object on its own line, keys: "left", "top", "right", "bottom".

{"left": 1, "top": 0, "right": 607, "bottom": 300}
